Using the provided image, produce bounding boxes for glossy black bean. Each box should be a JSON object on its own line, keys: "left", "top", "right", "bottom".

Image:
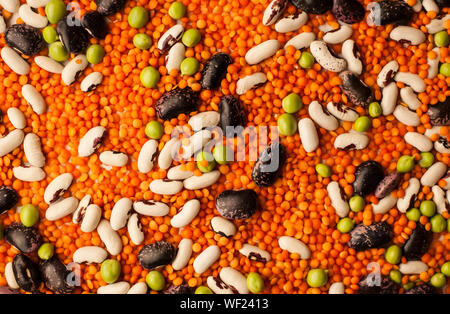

{"left": 4, "top": 24, "right": 44, "bottom": 56}
{"left": 251, "top": 142, "right": 286, "bottom": 187}
{"left": 216, "top": 189, "right": 259, "bottom": 220}
{"left": 81, "top": 11, "right": 109, "bottom": 39}
{"left": 12, "top": 254, "right": 41, "bottom": 293}
{"left": 427, "top": 97, "right": 450, "bottom": 126}
{"left": 39, "top": 257, "right": 74, "bottom": 294}
{"left": 358, "top": 275, "right": 399, "bottom": 294}
{"left": 404, "top": 283, "right": 436, "bottom": 294}
{"left": 353, "top": 160, "right": 384, "bottom": 196}
{"left": 155, "top": 87, "right": 199, "bottom": 120}
{"left": 164, "top": 284, "right": 193, "bottom": 294}
{"left": 403, "top": 223, "right": 432, "bottom": 261}
{"left": 57, "top": 19, "right": 90, "bottom": 54}
{"left": 0, "top": 186, "right": 19, "bottom": 215}
{"left": 218, "top": 95, "right": 247, "bottom": 137}
{"left": 339, "top": 71, "right": 373, "bottom": 108}
{"left": 348, "top": 222, "right": 392, "bottom": 251}
{"left": 138, "top": 241, "right": 175, "bottom": 270}
{"left": 374, "top": 172, "right": 403, "bottom": 199}
{"left": 289, "top": 0, "right": 332, "bottom": 14}
{"left": 200, "top": 53, "right": 233, "bottom": 90}
{"left": 331, "top": 0, "right": 365, "bottom": 24}
{"left": 367, "top": 0, "right": 414, "bottom": 26}
{"left": 96, "top": 0, "right": 127, "bottom": 16}
{"left": 5, "top": 223, "right": 41, "bottom": 254}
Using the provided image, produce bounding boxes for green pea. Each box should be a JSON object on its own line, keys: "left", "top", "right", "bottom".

{"left": 396, "top": 155, "right": 415, "bottom": 173}
{"left": 49, "top": 42, "right": 69, "bottom": 62}
{"left": 349, "top": 195, "right": 365, "bottom": 212}
{"left": 45, "top": 0, "right": 66, "bottom": 24}
{"left": 246, "top": 272, "right": 264, "bottom": 293}
{"left": 419, "top": 152, "right": 434, "bottom": 168}
{"left": 315, "top": 163, "right": 331, "bottom": 178}
{"left": 180, "top": 57, "right": 199, "bottom": 76}
{"left": 430, "top": 273, "right": 446, "bottom": 288}
{"left": 298, "top": 51, "right": 314, "bottom": 69}
{"left": 406, "top": 208, "right": 421, "bottom": 222}
{"left": 434, "top": 31, "right": 450, "bottom": 48}
{"left": 306, "top": 269, "right": 328, "bottom": 288}
{"left": 146, "top": 270, "right": 165, "bottom": 291}
{"left": 20, "top": 204, "right": 39, "bottom": 227}
{"left": 43, "top": 26, "right": 58, "bottom": 44}
{"left": 430, "top": 214, "right": 446, "bottom": 233}
{"left": 420, "top": 200, "right": 436, "bottom": 217}
{"left": 354, "top": 116, "right": 371, "bottom": 132}
{"left": 440, "top": 63, "right": 450, "bottom": 77}
{"left": 168, "top": 1, "right": 186, "bottom": 20}
{"left": 128, "top": 6, "right": 149, "bottom": 29}
{"left": 213, "top": 145, "right": 232, "bottom": 165}
{"left": 403, "top": 282, "right": 414, "bottom": 290}
{"left": 389, "top": 269, "right": 402, "bottom": 284}
{"left": 145, "top": 120, "right": 164, "bottom": 139}
{"left": 182, "top": 29, "right": 201, "bottom": 47}
{"left": 101, "top": 259, "right": 121, "bottom": 284}
{"left": 140, "top": 66, "right": 160, "bottom": 88}
{"left": 282, "top": 93, "right": 303, "bottom": 113}
{"left": 385, "top": 245, "right": 402, "bottom": 265}
{"left": 196, "top": 151, "right": 216, "bottom": 173}
{"left": 86, "top": 45, "right": 105, "bottom": 65}
{"left": 38, "top": 243, "right": 54, "bottom": 260}
{"left": 133, "top": 33, "right": 153, "bottom": 50}
{"left": 277, "top": 113, "right": 297, "bottom": 136}
{"left": 368, "top": 102, "right": 382, "bottom": 118}
{"left": 337, "top": 218, "right": 354, "bottom": 233}
{"left": 195, "top": 286, "right": 213, "bottom": 294}
{"left": 441, "top": 261, "right": 450, "bottom": 277}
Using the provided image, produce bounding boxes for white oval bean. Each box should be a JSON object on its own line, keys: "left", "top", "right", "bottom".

{"left": 393, "top": 105, "right": 420, "bottom": 127}
{"left": 390, "top": 26, "right": 425, "bottom": 46}
{"left": 180, "top": 129, "right": 212, "bottom": 159}
{"left": 99, "top": 151, "right": 128, "bottom": 167}
{"left": 44, "top": 173, "right": 73, "bottom": 204}
{"left": 284, "top": 32, "right": 315, "bottom": 50}
{"left": 13, "top": 166, "right": 46, "bottom": 182}
{"left": 207, "top": 276, "right": 234, "bottom": 294}
{"left": 298, "top": 118, "right": 318, "bottom": 153}
{"left": 183, "top": 170, "right": 220, "bottom": 190}
{"left": 400, "top": 87, "right": 421, "bottom": 110}
{"left": 326, "top": 101, "right": 359, "bottom": 121}
{"left": 7, "top": 107, "right": 26, "bottom": 129}
{"left": 138, "top": 139, "right": 158, "bottom": 174}
{"left": 278, "top": 236, "right": 311, "bottom": 259}
{"left": 5, "top": 262, "right": 19, "bottom": 289}
{"left": 0, "top": 0, "right": 19, "bottom": 12}
{"left": 404, "top": 132, "right": 433, "bottom": 152}
{"left": 73, "top": 246, "right": 107, "bottom": 264}
{"left": 427, "top": 47, "right": 440, "bottom": 79}
{"left": 0, "top": 129, "right": 24, "bottom": 157}
{"left": 422, "top": 0, "right": 439, "bottom": 12}
{"left": 172, "top": 238, "right": 193, "bottom": 271}
{"left": 78, "top": 126, "right": 107, "bottom": 157}
{"left": 46, "top": 197, "right": 79, "bottom": 221}
{"left": 167, "top": 164, "right": 194, "bottom": 181}
{"left": 245, "top": 39, "right": 280, "bottom": 65}
{"left": 158, "top": 138, "right": 180, "bottom": 170}
{"left": 27, "top": 0, "right": 51, "bottom": 8}
{"left": 170, "top": 199, "right": 200, "bottom": 228}
{"left": 127, "top": 282, "right": 147, "bottom": 294}
{"left": 165, "top": 42, "right": 185, "bottom": 72}
{"left": 373, "top": 195, "right": 397, "bottom": 214}
{"left": 110, "top": 197, "right": 132, "bottom": 230}
{"left": 394, "top": 72, "right": 425, "bottom": 93}
{"left": 210, "top": 216, "right": 236, "bottom": 238}
{"left": 308, "top": 101, "right": 339, "bottom": 131}
{"left": 22, "top": 84, "right": 46, "bottom": 115}
{"left": 62, "top": 55, "right": 88, "bottom": 86}
{"left": 80, "top": 204, "right": 101, "bottom": 233}
{"left": 97, "top": 282, "right": 130, "bottom": 294}
{"left": 323, "top": 24, "right": 352, "bottom": 44}
{"left": 262, "top": 0, "right": 288, "bottom": 26}
{"left": 127, "top": 213, "right": 144, "bottom": 245}
{"left": 381, "top": 82, "right": 398, "bottom": 116}
{"left": 19, "top": 4, "right": 47, "bottom": 28}
{"left": 188, "top": 111, "right": 220, "bottom": 132}
{"left": 377, "top": 60, "right": 399, "bottom": 87}
{"left": 133, "top": 200, "right": 169, "bottom": 217}
{"left": 193, "top": 245, "right": 220, "bottom": 274}
{"left": 341, "top": 39, "right": 362, "bottom": 75}
{"left": 1, "top": 47, "right": 29, "bottom": 75}
{"left": 219, "top": 267, "right": 249, "bottom": 294}
{"left": 0, "top": 15, "right": 4, "bottom": 34}
{"left": 397, "top": 178, "right": 420, "bottom": 213}
{"left": 310, "top": 40, "right": 346, "bottom": 72}
{"left": 73, "top": 193, "right": 91, "bottom": 223}
{"left": 432, "top": 185, "right": 447, "bottom": 214}
{"left": 34, "top": 56, "right": 63, "bottom": 74}
{"left": 23, "top": 133, "right": 45, "bottom": 167}
{"left": 407, "top": 0, "right": 422, "bottom": 12}
{"left": 275, "top": 12, "right": 307, "bottom": 33}
{"left": 150, "top": 179, "right": 183, "bottom": 195}
{"left": 236, "top": 72, "right": 267, "bottom": 95}
{"left": 80, "top": 72, "right": 103, "bottom": 92}
{"left": 327, "top": 181, "right": 349, "bottom": 218}
{"left": 334, "top": 132, "right": 369, "bottom": 150}
{"left": 399, "top": 261, "right": 428, "bottom": 274}
{"left": 329, "top": 282, "right": 345, "bottom": 294}
{"left": 239, "top": 244, "right": 271, "bottom": 262}
{"left": 441, "top": 171, "right": 450, "bottom": 190}
{"left": 97, "top": 219, "right": 122, "bottom": 255}
{"left": 157, "top": 24, "right": 183, "bottom": 52}
{"left": 426, "top": 14, "right": 450, "bottom": 34}
{"left": 421, "top": 162, "right": 447, "bottom": 187}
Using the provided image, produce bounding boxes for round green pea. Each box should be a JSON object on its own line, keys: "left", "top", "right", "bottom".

{"left": 306, "top": 269, "right": 328, "bottom": 288}
{"left": 145, "top": 121, "right": 164, "bottom": 139}
{"left": 49, "top": 42, "right": 69, "bottom": 62}
{"left": 86, "top": 45, "right": 105, "bottom": 65}
{"left": 420, "top": 200, "right": 436, "bottom": 217}
{"left": 337, "top": 218, "right": 354, "bottom": 233}
{"left": 133, "top": 33, "right": 153, "bottom": 50}
{"left": 43, "top": 26, "right": 58, "bottom": 44}
{"left": 213, "top": 145, "right": 232, "bottom": 165}
{"left": 403, "top": 282, "right": 414, "bottom": 290}
{"left": 140, "top": 66, "right": 160, "bottom": 88}
{"left": 195, "top": 286, "right": 213, "bottom": 294}
{"left": 128, "top": 6, "right": 149, "bottom": 29}
{"left": 277, "top": 113, "right": 297, "bottom": 136}
{"left": 430, "top": 273, "right": 446, "bottom": 288}
{"left": 389, "top": 269, "right": 402, "bottom": 284}
{"left": 385, "top": 245, "right": 402, "bottom": 265}
{"left": 441, "top": 261, "right": 450, "bottom": 277}
{"left": 38, "top": 243, "right": 54, "bottom": 260}
{"left": 396, "top": 155, "right": 415, "bottom": 173}
{"left": 434, "top": 31, "right": 450, "bottom": 48}
{"left": 182, "top": 29, "right": 201, "bottom": 47}
{"left": 196, "top": 151, "right": 216, "bottom": 173}
{"left": 101, "top": 259, "right": 121, "bottom": 284}
{"left": 146, "top": 270, "right": 165, "bottom": 291}
{"left": 406, "top": 208, "right": 421, "bottom": 222}
{"left": 247, "top": 272, "right": 264, "bottom": 293}
{"left": 20, "top": 204, "right": 39, "bottom": 227}
{"left": 349, "top": 195, "right": 365, "bottom": 212}
{"left": 315, "top": 163, "right": 331, "bottom": 178}
{"left": 430, "top": 214, "right": 446, "bottom": 233}
{"left": 45, "top": 0, "right": 66, "bottom": 24}
{"left": 282, "top": 93, "right": 303, "bottom": 113}
{"left": 440, "top": 63, "right": 450, "bottom": 77}
{"left": 180, "top": 57, "right": 199, "bottom": 76}
{"left": 354, "top": 116, "right": 371, "bottom": 132}
{"left": 419, "top": 152, "right": 434, "bottom": 168}
{"left": 298, "top": 51, "right": 314, "bottom": 69}
{"left": 168, "top": 1, "right": 186, "bottom": 20}
{"left": 368, "top": 102, "right": 382, "bottom": 118}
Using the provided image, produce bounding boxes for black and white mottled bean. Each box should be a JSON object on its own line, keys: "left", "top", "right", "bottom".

{"left": 78, "top": 126, "right": 107, "bottom": 157}
{"left": 390, "top": 26, "right": 425, "bottom": 46}
{"left": 210, "top": 216, "right": 237, "bottom": 238}
{"left": 239, "top": 244, "right": 271, "bottom": 262}
{"left": 80, "top": 72, "right": 103, "bottom": 92}
{"left": 326, "top": 101, "right": 359, "bottom": 121}
{"left": 157, "top": 24, "right": 183, "bottom": 53}
{"left": 219, "top": 267, "right": 249, "bottom": 294}
{"left": 310, "top": 40, "right": 346, "bottom": 72}
{"left": 341, "top": 39, "right": 362, "bottom": 75}
{"left": 44, "top": 173, "right": 73, "bottom": 204}
{"left": 308, "top": 101, "right": 339, "bottom": 131}
{"left": 397, "top": 178, "right": 420, "bottom": 213}
{"left": 377, "top": 60, "right": 399, "bottom": 88}
{"left": 327, "top": 181, "right": 350, "bottom": 218}
{"left": 61, "top": 55, "right": 88, "bottom": 86}
{"left": 46, "top": 196, "right": 79, "bottom": 221}
{"left": 334, "top": 132, "right": 369, "bottom": 150}
{"left": 274, "top": 12, "right": 308, "bottom": 33}
{"left": 262, "top": 0, "right": 288, "bottom": 26}
{"left": 207, "top": 276, "right": 234, "bottom": 294}
{"left": 323, "top": 24, "right": 352, "bottom": 44}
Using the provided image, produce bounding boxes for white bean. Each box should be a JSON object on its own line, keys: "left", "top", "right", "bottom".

{"left": 432, "top": 185, "right": 447, "bottom": 214}
{"left": 73, "top": 194, "right": 93, "bottom": 224}
{"left": 22, "top": 84, "right": 46, "bottom": 115}
{"left": 381, "top": 82, "right": 398, "bottom": 116}
{"left": 239, "top": 244, "right": 271, "bottom": 262}
{"left": 284, "top": 32, "right": 315, "bottom": 50}
{"left": 323, "top": 24, "right": 352, "bottom": 44}
{"left": 341, "top": 39, "right": 362, "bottom": 75}
{"left": 97, "top": 282, "right": 130, "bottom": 294}
{"left": 377, "top": 60, "right": 399, "bottom": 88}
{"left": 167, "top": 164, "right": 194, "bottom": 180}
{"left": 183, "top": 170, "right": 220, "bottom": 190}
{"left": 0, "top": 15, "right": 4, "bottom": 34}
{"left": 109, "top": 197, "right": 132, "bottom": 231}
{"left": 427, "top": 47, "right": 440, "bottom": 79}
{"left": 310, "top": 40, "right": 346, "bottom": 72}
{"left": 127, "top": 213, "right": 144, "bottom": 245}
{"left": 404, "top": 132, "right": 433, "bottom": 152}
{"left": 46, "top": 197, "right": 79, "bottom": 221}
{"left": 13, "top": 166, "right": 46, "bottom": 182}
{"left": 7, "top": 107, "right": 26, "bottom": 129}
{"left": 236, "top": 72, "right": 267, "bottom": 95}
{"left": 278, "top": 236, "right": 311, "bottom": 259}
{"left": 390, "top": 26, "right": 425, "bottom": 46}
{"left": 275, "top": 12, "right": 307, "bottom": 33}
{"left": 334, "top": 132, "right": 369, "bottom": 150}
{"left": 406, "top": 0, "right": 422, "bottom": 12}
{"left": 73, "top": 246, "right": 107, "bottom": 264}
{"left": 97, "top": 219, "right": 122, "bottom": 255}
{"left": 19, "top": 4, "right": 47, "bottom": 28}
{"left": 127, "top": 282, "right": 148, "bottom": 294}
{"left": 400, "top": 87, "right": 421, "bottom": 110}
{"left": 394, "top": 72, "right": 425, "bottom": 93}
{"left": 78, "top": 126, "right": 107, "bottom": 157}
{"left": 373, "top": 195, "right": 397, "bottom": 214}
{"left": 138, "top": 139, "right": 158, "bottom": 174}
{"left": 399, "top": 261, "right": 428, "bottom": 274}
{"left": 262, "top": 0, "right": 288, "bottom": 26}
{"left": 170, "top": 199, "right": 200, "bottom": 228}
{"left": 180, "top": 129, "right": 212, "bottom": 159}
{"left": 34, "top": 56, "right": 63, "bottom": 74}
{"left": 207, "top": 276, "right": 234, "bottom": 294}
{"left": 422, "top": 0, "right": 439, "bottom": 13}
{"left": 219, "top": 267, "right": 249, "bottom": 294}
{"left": 441, "top": 171, "right": 450, "bottom": 190}
{"left": 188, "top": 111, "right": 220, "bottom": 132}
{"left": 1, "top": 47, "right": 29, "bottom": 75}
{"left": 329, "top": 282, "right": 345, "bottom": 294}
{"left": 5, "top": 262, "right": 19, "bottom": 289}
{"left": 23, "top": 133, "right": 45, "bottom": 167}
{"left": 426, "top": 14, "right": 450, "bottom": 34}
{"left": 157, "top": 24, "right": 183, "bottom": 52}
{"left": 133, "top": 200, "right": 169, "bottom": 217}
{"left": 165, "top": 42, "right": 185, "bottom": 72}
{"left": 80, "top": 204, "right": 101, "bottom": 233}
{"left": 397, "top": 178, "right": 420, "bottom": 213}
{"left": 0, "top": 129, "right": 24, "bottom": 157}
{"left": 80, "top": 72, "right": 103, "bottom": 92}
{"left": 327, "top": 181, "right": 349, "bottom": 218}
{"left": 298, "top": 118, "right": 319, "bottom": 153}
{"left": 44, "top": 173, "right": 73, "bottom": 204}
{"left": 158, "top": 138, "right": 180, "bottom": 170}
{"left": 393, "top": 105, "right": 420, "bottom": 127}
{"left": 326, "top": 101, "right": 359, "bottom": 122}
{"left": 62, "top": 55, "right": 88, "bottom": 86}
{"left": 308, "top": 101, "right": 339, "bottom": 131}
{"left": 210, "top": 216, "right": 236, "bottom": 238}
{"left": 193, "top": 245, "right": 220, "bottom": 274}
{"left": 421, "top": 162, "right": 447, "bottom": 187}
{"left": 149, "top": 179, "right": 183, "bottom": 195}
{"left": 99, "top": 151, "right": 128, "bottom": 167}
{"left": 0, "top": 0, "right": 19, "bottom": 12}
{"left": 27, "top": 0, "right": 51, "bottom": 8}
{"left": 245, "top": 39, "right": 280, "bottom": 65}
{"left": 172, "top": 238, "right": 193, "bottom": 271}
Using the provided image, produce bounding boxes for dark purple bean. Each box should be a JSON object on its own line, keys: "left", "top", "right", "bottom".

{"left": 81, "top": 11, "right": 109, "bottom": 39}
{"left": 426, "top": 97, "right": 450, "bottom": 126}
{"left": 435, "top": 0, "right": 450, "bottom": 7}
{"left": 155, "top": 87, "right": 199, "bottom": 120}
{"left": 374, "top": 172, "right": 403, "bottom": 199}
{"left": 5, "top": 223, "right": 41, "bottom": 254}
{"left": 219, "top": 95, "right": 247, "bottom": 137}
{"left": 96, "top": 0, "right": 126, "bottom": 16}
{"left": 0, "top": 287, "right": 19, "bottom": 294}
{"left": 367, "top": 0, "right": 414, "bottom": 26}
{"left": 0, "top": 186, "right": 19, "bottom": 215}
{"left": 348, "top": 222, "right": 392, "bottom": 251}
{"left": 331, "top": 0, "right": 365, "bottom": 24}
{"left": 39, "top": 257, "right": 74, "bottom": 294}
{"left": 12, "top": 254, "right": 41, "bottom": 293}
{"left": 358, "top": 275, "right": 399, "bottom": 294}
{"left": 138, "top": 241, "right": 175, "bottom": 270}
{"left": 289, "top": 0, "right": 332, "bottom": 14}
{"left": 353, "top": 160, "right": 384, "bottom": 196}
{"left": 5, "top": 24, "right": 44, "bottom": 56}
{"left": 251, "top": 142, "right": 286, "bottom": 187}
{"left": 57, "top": 19, "right": 90, "bottom": 54}
{"left": 404, "top": 283, "right": 436, "bottom": 294}
{"left": 339, "top": 71, "right": 373, "bottom": 108}
{"left": 200, "top": 52, "right": 233, "bottom": 90}
{"left": 216, "top": 189, "right": 259, "bottom": 220}
{"left": 403, "top": 223, "right": 432, "bottom": 261}
{"left": 164, "top": 284, "right": 193, "bottom": 294}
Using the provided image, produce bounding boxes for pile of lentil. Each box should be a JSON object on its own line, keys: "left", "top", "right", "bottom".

{"left": 0, "top": 0, "right": 449, "bottom": 294}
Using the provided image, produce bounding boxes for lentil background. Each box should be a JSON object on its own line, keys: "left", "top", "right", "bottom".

{"left": 0, "top": 0, "right": 449, "bottom": 294}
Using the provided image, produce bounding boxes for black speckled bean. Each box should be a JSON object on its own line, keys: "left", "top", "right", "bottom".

{"left": 348, "top": 222, "right": 392, "bottom": 251}
{"left": 81, "top": 11, "right": 109, "bottom": 39}
{"left": 404, "top": 283, "right": 436, "bottom": 294}
{"left": 216, "top": 189, "right": 259, "bottom": 220}
{"left": 155, "top": 87, "right": 199, "bottom": 120}
{"left": 367, "top": 0, "right": 414, "bottom": 26}
{"left": 57, "top": 19, "right": 90, "bottom": 54}
{"left": 200, "top": 53, "right": 233, "bottom": 90}
{"left": 289, "top": 0, "right": 332, "bottom": 14}
{"left": 339, "top": 71, "right": 373, "bottom": 108}
{"left": 5, "top": 223, "right": 41, "bottom": 254}
{"left": 251, "top": 142, "right": 286, "bottom": 187}
{"left": 5, "top": 24, "right": 44, "bottom": 56}
{"left": 403, "top": 223, "right": 432, "bottom": 261}
{"left": 96, "top": 0, "right": 126, "bottom": 16}
{"left": 219, "top": 95, "right": 247, "bottom": 137}
{"left": 332, "top": 0, "right": 365, "bottom": 24}
{"left": 12, "top": 254, "right": 41, "bottom": 293}
{"left": 39, "top": 257, "right": 74, "bottom": 294}
{"left": 164, "top": 284, "right": 193, "bottom": 294}
{"left": 353, "top": 160, "right": 384, "bottom": 196}
{"left": 374, "top": 172, "right": 403, "bottom": 199}
{"left": 138, "top": 241, "right": 176, "bottom": 270}
{"left": 0, "top": 186, "right": 19, "bottom": 215}
{"left": 358, "top": 275, "right": 399, "bottom": 294}
{"left": 427, "top": 97, "right": 450, "bottom": 126}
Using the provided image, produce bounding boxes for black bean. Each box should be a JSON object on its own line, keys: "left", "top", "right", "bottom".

{"left": 251, "top": 142, "right": 286, "bottom": 187}
{"left": 39, "top": 257, "right": 74, "bottom": 294}
{"left": 57, "top": 19, "right": 90, "bottom": 54}
{"left": 0, "top": 186, "right": 19, "bottom": 215}
{"left": 374, "top": 172, "right": 403, "bottom": 199}
{"left": 367, "top": 0, "right": 414, "bottom": 26}
{"left": 155, "top": 87, "right": 199, "bottom": 120}
{"left": 216, "top": 189, "right": 259, "bottom": 220}
{"left": 358, "top": 275, "right": 399, "bottom": 294}
{"left": 426, "top": 97, "right": 450, "bottom": 126}
{"left": 0, "top": 287, "right": 19, "bottom": 294}
{"left": 200, "top": 52, "right": 233, "bottom": 90}
{"left": 5, "top": 24, "right": 44, "bottom": 56}
{"left": 96, "top": 0, "right": 127, "bottom": 16}
{"left": 289, "top": 0, "right": 332, "bottom": 14}
{"left": 404, "top": 283, "right": 436, "bottom": 294}
{"left": 331, "top": 0, "right": 365, "bottom": 24}
{"left": 403, "top": 223, "right": 432, "bottom": 261}
{"left": 218, "top": 95, "right": 247, "bottom": 137}
{"left": 164, "top": 284, "right": 193, "bottom": 294}
{"left": 12, "top": 254, "right": 41, "bottom": 293}
{"left": 435, "top": 0, "right": 450, "bottom": 7}
{"left": 353, "top": 160, "right": 384, "bottom": 196}
{"left": 81, "top": 11, "right": 109, "bottom": 39}
{"left": 339, "top": 71, "right": 373, "bottom": 108}
{"left": 348, "top": 222, "right": 392, "bottom": 251}
{"left": 5, "top": 223, "right": 41, "bottom": 254}
{"left": 138, "top": 241, "right": 175, "bottom": 270}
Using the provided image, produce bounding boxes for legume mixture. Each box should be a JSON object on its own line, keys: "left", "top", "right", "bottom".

{"left": 0, "top": 0, "right": 449, "bottom": 295}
